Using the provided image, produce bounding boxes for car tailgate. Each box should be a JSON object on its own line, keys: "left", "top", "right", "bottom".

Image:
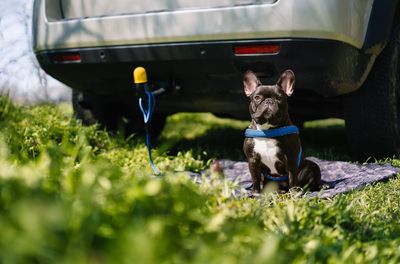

{"left": 33, "top": 0, "right": 373, "bottom": 52}
{"left": 61, "top": 0, "right": 277, "bottom": 19}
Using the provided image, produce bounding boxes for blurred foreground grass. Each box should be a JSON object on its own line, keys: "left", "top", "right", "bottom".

{"left": 0, "top": 97, "right": 400, "bottom": 263}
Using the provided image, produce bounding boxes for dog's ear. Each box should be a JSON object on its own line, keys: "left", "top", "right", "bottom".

{"left": 277, "top": 70, "right": 295, "bottom": 96}
{"left": 243, "top": 70, "right": 260, "bottom": 97}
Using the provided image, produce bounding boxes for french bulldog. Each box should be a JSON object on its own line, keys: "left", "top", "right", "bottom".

{"left": 243, "top": 70, "right": 321, "bottom": 193}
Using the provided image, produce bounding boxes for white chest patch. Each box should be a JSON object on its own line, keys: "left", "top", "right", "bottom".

{"left": 253, "top": 137, "right": 280, "bottom": 174}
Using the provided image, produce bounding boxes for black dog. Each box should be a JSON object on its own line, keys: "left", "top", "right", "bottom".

{"left": 243, "top": 70, "right": 321, "bottom": 193}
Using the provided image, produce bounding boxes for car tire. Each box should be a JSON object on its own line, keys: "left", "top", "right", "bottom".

{"left": 72, "top": 90, "right": 123, "bottom": 129}
{"left": 72, "top": 90, "right": 167, "bottom": 139}
{"left": 72, "top": 90, "right": 98, "bottom": 126}
{"left": 344, "top": 25, "right": 400, "bottom": 160}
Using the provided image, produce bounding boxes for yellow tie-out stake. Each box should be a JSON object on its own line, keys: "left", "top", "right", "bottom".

{"left": 133, "top": 66, "right": 148, "bottom": 84}
{"left": 133, "top": 66, "right": 161, "bottom": 176}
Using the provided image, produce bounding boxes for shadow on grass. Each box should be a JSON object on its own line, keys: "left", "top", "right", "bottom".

{"left": 158, "top": 113, "right": 351, "bottom": 161}
{"left": 301, "top": 121, "right": 351, "bottom": 161}
{"left": 159, "top": 126, "right": 246, "bottom": 160}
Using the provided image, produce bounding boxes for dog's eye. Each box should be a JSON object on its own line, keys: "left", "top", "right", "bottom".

{"left": 254, "top": 95, "right": 262, "bottom": 101}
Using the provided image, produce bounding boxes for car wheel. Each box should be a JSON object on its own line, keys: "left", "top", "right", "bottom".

{"left": 72, "top": 90, "right": 123, "bottom": 129}
{"left": 72, "top": 90, "right": 167, "bottom": 139}
{"left": 72, "top": 90, "right": 98, "bottom": 126}
{"left": 344, "top": 25, "right": 400, "bottom": 160}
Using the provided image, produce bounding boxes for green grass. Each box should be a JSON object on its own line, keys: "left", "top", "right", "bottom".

{"left": 0, "top": 96, "right": 400, "bottom": 263}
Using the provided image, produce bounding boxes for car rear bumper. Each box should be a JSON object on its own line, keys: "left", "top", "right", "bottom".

{"left": 35, "top": 38, "right": 375, "bottom": 119}
{"left": 33, "top": 0, "right": 373, "bottom": 51}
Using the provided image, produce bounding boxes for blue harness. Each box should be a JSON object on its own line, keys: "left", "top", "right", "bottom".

{"left": 245, "top": 125, "right": 302, "bottom": 182}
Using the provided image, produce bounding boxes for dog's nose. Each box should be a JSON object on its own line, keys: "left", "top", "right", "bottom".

{"left": 265, "top": 98, "right": 274, "bottom": 104}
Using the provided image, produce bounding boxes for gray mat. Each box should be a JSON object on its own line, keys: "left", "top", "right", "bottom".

{"left": 190, "top": 158, "right": 400, "bottom": 198}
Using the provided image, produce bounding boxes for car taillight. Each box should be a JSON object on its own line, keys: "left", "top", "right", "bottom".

{"left": 51, "top": 53, "right": 81, "bottom": 63}
{"left": 234, "top": 44, "right": 280, "bottom": 55}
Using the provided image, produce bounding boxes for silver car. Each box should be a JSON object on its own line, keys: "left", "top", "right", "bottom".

{"left": 32, "top": 0, "right": 400, "bottom": 159}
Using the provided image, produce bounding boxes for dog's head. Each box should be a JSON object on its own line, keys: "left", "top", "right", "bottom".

{"left": 243, "top": 70, "right": 295, "bottom": 128}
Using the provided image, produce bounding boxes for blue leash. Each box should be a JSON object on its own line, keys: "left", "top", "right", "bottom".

{"left": 245, "top": 125, "right": 302, "bottom": 182}
{"left": 138, "top": 90, "right": 161, "bottom": 175}
{"left": 139, "top": 90, "right": 155, "bottom": 123}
